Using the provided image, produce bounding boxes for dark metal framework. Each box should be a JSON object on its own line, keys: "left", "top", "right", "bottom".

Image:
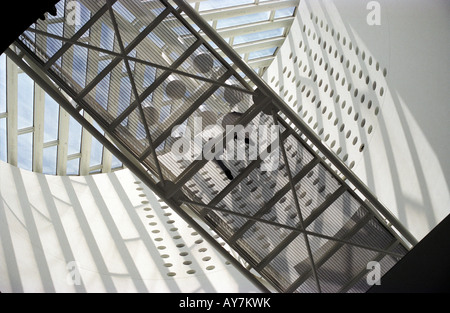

{"left": 6, "top": 0, "right": 417, "bottom": 293}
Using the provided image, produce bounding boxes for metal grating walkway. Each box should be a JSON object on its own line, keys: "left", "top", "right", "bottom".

{"left": 6, "top": 0, "right": 417, "bottom": 293}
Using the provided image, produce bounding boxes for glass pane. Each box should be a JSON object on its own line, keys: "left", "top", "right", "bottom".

{"left": 43, "top": 145, "right": 58, "bottom": 175}
{"left": 111, "top": 154, "right": 122, "bottom": 169}
{"left": 248, "top": 47, "right": 277, "bottom": 60}
{"left": 274, "top": 7, "right": 296, "bottom": 19}
{"left": 44, "top": 93, "right": 60, "bottom": 143}
{"left": 67, "top": 158, "right": 80, "bottom": 176}
{"left": 0, "top": 118, "right": 6, "bottom": 162}
{"left": 68, "top": 116, "right": 82, "bottom": 155}
{"left": 233, "top": 28, "right": 284, "bottom": 45}
{"left": 17, "top": 73, "right": 35, "bottom": 129}
{"left": 199, "top": 0, "right": 253, "bottom": 11}
{"left": 17, "top": 132, "right": 33, "bottom": 171}
{"left": 0, "top": 54, "right": 6, "bottom": 113}
{"left": 217, "top": 12, "right": 270, "bottom": 29}
{"left": 90, "top": 137, "right": 103, "bottom": 167}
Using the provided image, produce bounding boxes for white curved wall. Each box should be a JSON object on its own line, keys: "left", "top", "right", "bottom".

{"left": 263, "top": 0, "right": 450, "bottom": 240}
{"left": 0, "top": 160, "right": 260, "bottom": 293}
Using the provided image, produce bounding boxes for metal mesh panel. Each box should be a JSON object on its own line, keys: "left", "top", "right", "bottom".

{"left": 306, "top": 190, "right": 368, "bottom": 239}
{"left": 262, "top": 234, "right": 312, "bottom": 292}
{"left": 297, "top": 162, "right": 342, "bottom": 221}
{"left": 313, "top": 243, "right": 380, "bottom": 293}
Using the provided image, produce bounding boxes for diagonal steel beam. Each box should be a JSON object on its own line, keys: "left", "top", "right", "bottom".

{"left": 74, "top": 7, "right": 172, "bottom": 101}
{"left": 108, "top": 39, "right": 203, "bottom": 130}
{"left": 207, "top": 128, "right": 293, "bottom": 208}
{"left": 271, "top": 109, "right": 322, "bottom": 293}
{"left": 138, "top": 70, "right": 233, "bottom": 161}
{"left": 106, "top": 0, "right": 165, "bottom": 185}
{"left": 284, "top": 213, "right": 373, "bottom": 293}
{"left": 181, "top": 199, "right": 405, "bottom": 258}
{"left": 229, "top": 157, "right": 320, "bottom": 244}
{"left": 27, "top": 27, "right": 253, "bottom": 95}
{"left": 165, "top": 100, "right": 270, "bottom": 199}
{"left": 255, "top": 185, "right": 347, "bottom": 271}
{"left": 44, "top": 2, "right": 113, "bottom": 70}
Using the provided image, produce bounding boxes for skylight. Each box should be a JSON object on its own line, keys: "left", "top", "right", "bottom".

{"left": 216, "top": 11, "right": 270, "bottom": 29}
{"left": 233, "top": 28, "right": 284, "bottom": 45}
{"left": 199, "top": 0, "right": 254, "bottom": 12}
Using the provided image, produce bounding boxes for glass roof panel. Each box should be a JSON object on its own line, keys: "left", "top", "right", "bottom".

{"left": 274, "top": 7, "right": 296, "bottom": 19}
{"left": 233, "top": 28, "right": 284, "bottom": 45}
{"left": 17, "top": 132, "right": 33, "bottom": 171}
{"left": 216, "top": 11, "right": 270, "bottom": 29}
{"left": 67, "top": 158, "right": 80, "bottom": 176}
{"left": 248, "top": 47, "right": 277, "bottom": 60}
{"left": 199, "top": 0, "right": 254, "bottom": 11}
{"left": 43, "top": 145, "right": 58, "bottom": 175}
{"left": 17, "top": 73, "right": 34, "bottom": 130}
{"left": 44, "top": 93, "right": 60, "bottom": 143}
{"left": 68, "top": 116, "right": 83, "bottom": 155}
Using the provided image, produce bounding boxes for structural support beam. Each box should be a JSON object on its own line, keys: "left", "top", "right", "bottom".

{"left": 57, "top": 107, "right": 70, "bottom": 176}
{"left": 284, "top": 213, "right": 373, "bottom": 293}
{"left": 6, "top": 57, "right": 18, "bottom": 167}
{"left": 222, "top": 37, "right": 285, "bottom": 56}
{"left": 271, "top": 110, "right": 321, "bottom": 293}
{"left": 166, "top": 101, "right": 269, "bottom": 199}
{"left": 182, "top": 199, "right": 404, "bottom": 258}
{"left": 79, "top": 112, "right": 93, "bottom": 176}
{"left": 33, "top": 84, "right": 46, "bottom": 173}
{"left": 229, "top": 157, "right": 320, "bottom": 243}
